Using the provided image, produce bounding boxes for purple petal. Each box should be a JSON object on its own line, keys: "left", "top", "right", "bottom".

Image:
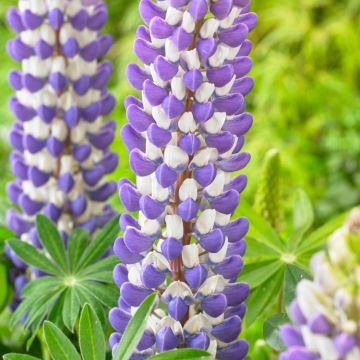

{"left": 141, "top": 264, "right": 165, "bottom": 289}
{"left": 199, "top": 228, "right": 224, "bottom": 253}
{"left": 114, "top": 237, "right": 143, "bottom": 264}
{"left": 124, "top": 227, "right": 154, "bottom": 254}
{"left": 211, "top": 316, "right": 242, "bottom": 343}
{"left": 121, "top": 282, "right": 152, "bottom": 307}
{"left": 202, "top": 293, "right": 227, "bottom": 317}
{"left": 185, "top": 264, "right": 208, "bottom": 289}
{"left": 161, "top": 237, "right": 183, "bottom": 260}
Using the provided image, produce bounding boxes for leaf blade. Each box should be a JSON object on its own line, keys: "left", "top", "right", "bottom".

{"left": 36, "top": 215, "right": 68, "bottom": 272}
{"left": 263, "top": 313, "right": 289, "bottom": 352}
{"left": 148, "top": 349, "right": 211, "bottom": 360}
{"left": 43, "top": 321, "right": 82, "bottom": 360}
{"left": 79, "top": 304, "right": 106, "bottom": 360}
{"left": 114, "top": 293, "right": 157, "bottom": 360}
{"left": 7, "top": 239, "right": 61, "bottom": 275}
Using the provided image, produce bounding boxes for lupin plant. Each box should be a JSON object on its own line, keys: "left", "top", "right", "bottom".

{"left": 5, "top": 0, "right": 118, "bottom": 305}
{"left": 109, "top": 0, "right": 257, "bottom": 358}
{"left": 280, "top": 210, "right": 360, "bottom": 360}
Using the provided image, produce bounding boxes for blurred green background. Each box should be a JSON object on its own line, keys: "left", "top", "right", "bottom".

{"left": 1, "top": 0, "right": 360, "bottom": 226}
{"left": 0, "top": 0, "right": 359, "bottom": 357}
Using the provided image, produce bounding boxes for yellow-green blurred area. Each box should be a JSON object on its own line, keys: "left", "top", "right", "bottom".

{"left": 1, "top": 0, "right": 359, "bottom": 227}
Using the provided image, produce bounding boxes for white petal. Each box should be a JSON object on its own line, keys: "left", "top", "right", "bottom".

{"left": 151, "top": 175, "right": 170, "bottom": 202}
{"left": 196, "top": 209, "right": 216, "bottom": 234}
{"left": 183, "top": 314, "right": 212, "bottom": 334}
{"left": 182, "top": 11, "right": 196, "bottom": 33}
{"left": 146, "top": 140, "right": 163, "bottom": 161}
{"left": 200, "top": 18, "right": 220, "bottom": 38}
{"left": 162, "top": 281, "right": 193, "bottom": 299}
{"left": 215, "top": 212, "right": 231, "bottom": 226}
{"left": 143, "top": 252, "right": 171, "bottom": 271}
{"left": 136, "top": 176, "right": 152, "bottom": 195}
{"left": 219, "top": 7, "right": 241, "bottom": 29}
{"left": 164, "top": 145, "right": 189, "bottom": 169}
{"left": 139, "top": 212, "right": 161, "bottom": 236}
{"left": 203, "top": 112, "right": 226, "bottom": 134}
{"left": 178, "top": 112, "right": 197, "bottom": 133}
{"left": 52, "top": 56, "right": 66, "bottom": 74}
{"left": 216, "top": 76, "right": 236, "bottom": 96}
{"left": 197, "top": 275, "right": 226, "bottom": 296}
{"left": 51, "top": 119, "right": 68, "bottom": 141}
{"left": 195, "top": 82, "right": 215, "bottom": 103}
{"left": 209, "top": 45, "right": 229, "bottom": 67}
{"left": 182, "top": 49, "right": 201, "bottom": 70}
{"left": 179, "top": 179, "right": 198, "bottom": 201}
{"left": 190, "top": 148, "right": 218, "bottom": 168}
{"left": 171, "top": 76, "right": 186, "bottom": 100}
{"left": 165, "top": 7, "right": 183, "bottom": 26}
{"left": 182, "top": 244, "right": 199, "bottom": 268}
{"left": 152, "top": 106, "right": 171, "bottom": 129}
{"left": 165, "top": 38, "right": 180, "bottom": 62}
{"left": 128, "top": 264, "right": 143, "bottom": 286}
{"left": 209, "top": 237, "right": 228, "bottom": 263}
{"left": 165, "top": 215, "right": 183, "bottom": 239}
{"left": 205, "top": 171, "right": 225, "bottom": 197}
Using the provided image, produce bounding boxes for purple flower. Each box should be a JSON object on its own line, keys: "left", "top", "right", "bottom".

{"left": 281, "top": 210, "right": 360, "bottom": 360}
{"left": 110, "top": 0, "right": 257, "bottom": 358}
{"left": 6, "top": 0, "right": 117, "bottom": 300}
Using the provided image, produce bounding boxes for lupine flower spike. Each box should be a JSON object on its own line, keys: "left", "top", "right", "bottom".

{"left": 109, "top": 0, "right": 257, "bottom": 358}
{"left": 6, "top": 0, "right": 117, "bottom": 307}
{"left": 281, "top": 210, "right": 360, "bottom": 360}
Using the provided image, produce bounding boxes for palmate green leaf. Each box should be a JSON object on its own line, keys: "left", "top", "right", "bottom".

{"left": 7, "top": 239, "right": 61, "bottom": 276}
{"left": 289, "top": 189, "right": 314, "bottom": 251}
{"left": 79, "top": 304, "right": 106, "bottom": 360}
{"left": 78, "top": 281, "right": 118, "bottom": 308}
{"left": 114, "top": 293, "right": 157, "bottom": 360}
{"left": 283, "top": 265, "right": 310, "bottom": 308}
{"left": 76, "top": 215, "right": 119, "bottom": 270}
{"left": 246, "top": 271, "right": 283, "bottom": 325}
{"left": 297, "top": 211, "right": 348, "bottom": 255}
{"left": 78, "top": 255, "right": 118, "bottom": 279}
{"left": 68, "top": 228, "right": 89, "bottom": 272}
{"left": 22, "top": 277, "right": 63, "bottom": 297}
{"left": 36, "top": 215, "right": 68, "bottom": 272}
{"left": 62, "top": 287, "right": 81, "bottom": 332}
{"left": 44, "top": 321, "right": 82, "bottom": 360}
{"left": 263, "top": 314, "right": 289, "bottom": 352}
{"left": 148, "top": 349, "right": 211, "bottom": 359}
{"left": 239, "top": 202, "right": 284, "bottom": 252}
{"left": 241, "top": 260, "right": 283, "bottom": 289}
{"left": 3, "top": 354, "right": 41, "bottom": 360}
{"left": 76, "top": 286, "right": 107, "bottom": 326}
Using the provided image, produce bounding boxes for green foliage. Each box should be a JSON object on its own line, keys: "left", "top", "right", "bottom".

{"left": 113, "top": 293, "right": 157, "bottom": 360}
{"left": 254, "top": 149, "right": 283, "bottom": 231}
{"left": 7, "top": 215, "right": 119, "bottom": 345}
{"left": 263, "top": 314, "right": 289, "bottom": 353}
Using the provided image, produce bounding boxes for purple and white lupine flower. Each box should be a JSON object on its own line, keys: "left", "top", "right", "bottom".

{"left": 109, "top": 0, "right": 257, "bottom": 358}
{"left": 280, "top": 210, "right": 360, "bottom": 360}
{"left": 6, "top": 0, "right": 117, "bottom": 304}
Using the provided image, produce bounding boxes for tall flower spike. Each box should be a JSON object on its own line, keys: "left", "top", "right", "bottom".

{"left": 110, "top": 0, "right": 257, "bottom": 358}
{"left": 6, "top": 0, "right": 117, "bottom": 307}
{"left": 280, "top": 209, "right": 360, "bottom": 360}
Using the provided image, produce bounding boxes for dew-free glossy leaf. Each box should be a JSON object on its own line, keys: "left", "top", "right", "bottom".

{"left": 114, "top": 293, "right": 157, "bottom": 360}
{"left": 7, "top": 239, "right": 61, "bottom": 275}
{"left": 62, "top": 287, "right": 81, "bottom": 331}
{"left": 3, "top": 354, "right": 41, "bottom": 360}
{"left": 77, "top": 216, "right": 119, "bottom": 270}
{"left": 36, "top": 215, "right": 68, "bottom": 272}
{"left": 44, "top": 321, "right": 81, "bottom": 360}
{"left": 68, "top": 228, "right": 89, "bottom": 272}
{"left": 78, "top": 282, "right": 118, "bottom": 308}
{"left": 241, "top": 260, "right": 283, "bottom": 288}
{"left": 148, "top": 349, "right": 211, "bottom": 359}
{"left": 263, "top": 313, "right": 289, "bottom": 352}
{"left": 79, "top": 304, "right": 106, "bottom": 360}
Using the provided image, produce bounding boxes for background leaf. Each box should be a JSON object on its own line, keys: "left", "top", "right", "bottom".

{"left": 283, "top": 265, "right": 310, "bottom": 308}
{"left": 3, "top": 355, "right": 41, "bottom": 360}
